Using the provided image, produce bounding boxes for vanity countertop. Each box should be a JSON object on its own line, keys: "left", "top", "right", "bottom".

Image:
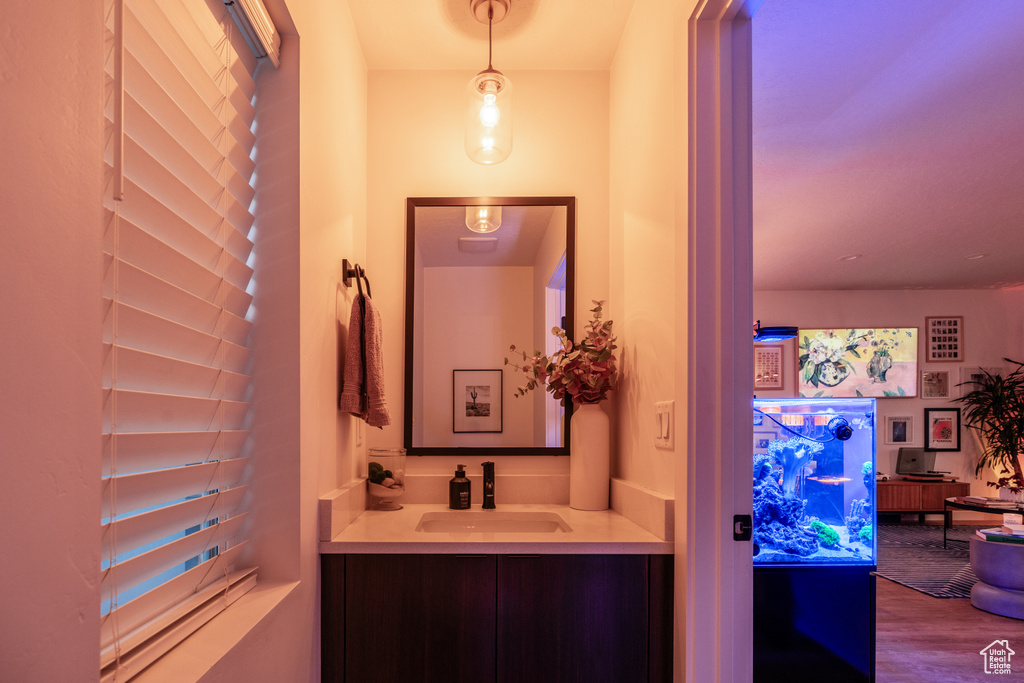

{"left": 319, "top": 503, "right": 673, "bottom": 555}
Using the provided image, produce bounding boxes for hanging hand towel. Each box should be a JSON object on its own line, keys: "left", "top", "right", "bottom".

{"left": 339, "top": 293, "right": 391, "bottom": 428}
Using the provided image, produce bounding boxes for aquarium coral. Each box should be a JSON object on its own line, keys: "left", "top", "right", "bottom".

{"left": 810, "top": 520, "right": 840, "bottom": 548}
{"left": 858, "top": 525, "right": 873, "bottom": 544}
{"left": 767, "top": 437, "right": 823, "bottom": 496}
{"left": 753, "top": 454, "right": 820, "bottom": 556}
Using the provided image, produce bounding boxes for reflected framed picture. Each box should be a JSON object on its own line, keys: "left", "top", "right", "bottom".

{"left": 884, "top": 415, "right": 914, "bottom": 445}
{"left": 924, "top": 407, "right": 961, "bottom": 451}
{"left": 453, "top": 369, "right": 502, "bottom": 433}
{"left": 920, "top": 370, "right": 950, "bottom": 399}
{"left": 753, "top": 430, "right": 777, "bottom": 454}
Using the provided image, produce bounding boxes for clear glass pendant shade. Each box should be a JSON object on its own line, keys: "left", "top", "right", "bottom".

{"left": 465, "top": 70, "right": 513, "bottom": 165}
{"left": 465, "top": 206, "right": 502, "bottom": 233}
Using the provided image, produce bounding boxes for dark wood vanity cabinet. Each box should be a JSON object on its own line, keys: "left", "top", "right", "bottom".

{"left": 322, "top": 553, "right": 673, "bottom": 683}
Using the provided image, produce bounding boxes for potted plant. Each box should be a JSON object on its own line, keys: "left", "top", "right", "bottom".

{"left": 955, "top": 359, "right": 1024, "bottom": 500}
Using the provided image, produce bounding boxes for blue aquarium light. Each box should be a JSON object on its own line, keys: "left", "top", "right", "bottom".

{"left": 753, "top": 320, "right": 798, "bottom": 342}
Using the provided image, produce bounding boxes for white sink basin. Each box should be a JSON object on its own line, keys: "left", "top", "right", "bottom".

{"left": 415, "top": 511, "right": 573, "bottom": 534}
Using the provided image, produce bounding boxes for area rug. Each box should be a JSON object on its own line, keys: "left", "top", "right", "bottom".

{"left": 874, "top": 524, "right": 979, "bottom": 599}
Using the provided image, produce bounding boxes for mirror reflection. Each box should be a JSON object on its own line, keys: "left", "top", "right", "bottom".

{"left": 404, "top": 197, "right": 576, "bottom": 455}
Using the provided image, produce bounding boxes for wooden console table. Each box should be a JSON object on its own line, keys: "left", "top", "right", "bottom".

{"left": 876, "top": 479, "right": 970, "bottom": 524}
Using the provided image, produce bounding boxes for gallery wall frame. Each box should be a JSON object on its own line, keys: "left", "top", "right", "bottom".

{"left": 920, "top": 370, "right": 950, "bottom": 399}
{"left": 924, "top": 407, "right": 961, "bottom": 451}
{"left": 754, "top": 345, "right": 784, "bottom": 389}
{"left": 924, "top": 316, "right": 963, "bottom": 362}
{"left": 958, "top": 366, "right": 1003, "bottom": 399}
{"left": 453, "top": 369, "right": 502, "bottom": 433}
{"left": 884, "top": 415, "right": 914, "bottom": 445}
{"left": 797, "top": 328, "right": 918, "bottom": 398}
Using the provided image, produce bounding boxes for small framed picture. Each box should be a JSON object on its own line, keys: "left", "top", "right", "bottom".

{"left": 924, "top": 407, "right": 961, "bottom": 451}
{"left": 453, "top": 369, "right": 502, "bottom": 433}
{"left": 925, "top": 316, "right": 963, "bottom": 362}
{"left": 920, "top": 370, "right": 950, "bottom": 399}
{"left": 885, "top": 415, "right": 914, "bottom": 445}
{"left": 958, "top": 366, "right": 1001, "bottom": 398}
{"left": 754, "top": 345, "right": 784, "bottom": 389}
{"left": 753, "top": 430, "right": 777, "bottom": 454}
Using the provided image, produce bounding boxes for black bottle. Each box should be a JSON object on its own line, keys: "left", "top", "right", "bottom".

{"left": 449, "top": 464, "right": 471, "bottom": 509}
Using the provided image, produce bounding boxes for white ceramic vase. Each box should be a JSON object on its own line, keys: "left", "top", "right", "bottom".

{"left": 569, "top": 402, "right": 610, "bottom": 510}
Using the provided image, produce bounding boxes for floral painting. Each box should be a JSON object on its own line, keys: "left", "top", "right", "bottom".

{"left": 797, "top": 328, "right": 918, "bottom": 398}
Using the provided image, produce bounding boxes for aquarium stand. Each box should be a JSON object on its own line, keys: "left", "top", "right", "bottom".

{"left": 754, "top": 565, "right": 876, "bottom": 682}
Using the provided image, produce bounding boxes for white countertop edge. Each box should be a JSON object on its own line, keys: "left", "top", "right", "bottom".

{"left": 319, "top": 503, "right": 674, "bottom": 555}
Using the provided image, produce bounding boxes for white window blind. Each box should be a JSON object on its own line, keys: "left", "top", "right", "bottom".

{"left": 101, "top": 0, "right": 267, "bottom": 678}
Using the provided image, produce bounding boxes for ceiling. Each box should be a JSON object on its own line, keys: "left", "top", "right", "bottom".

{"left": 346, "top": 0, "right": 1024, "bottom": 291}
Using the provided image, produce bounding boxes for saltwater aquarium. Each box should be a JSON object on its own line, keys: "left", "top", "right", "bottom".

{"left": 752, "top": 398, "right": 876, "bottom": 566}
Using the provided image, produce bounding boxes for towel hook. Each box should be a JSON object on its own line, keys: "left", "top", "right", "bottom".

{"left": 342, "top": 259, "right": 372, "bottom": 299}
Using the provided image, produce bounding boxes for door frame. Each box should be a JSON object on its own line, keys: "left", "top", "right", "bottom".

{"left": 680, "top": 0, "right": 763, "bottom": 680}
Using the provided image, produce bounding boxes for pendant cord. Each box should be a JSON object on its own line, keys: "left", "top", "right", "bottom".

{"left": 488, "top": 5, "right": 493, "bottom": 70}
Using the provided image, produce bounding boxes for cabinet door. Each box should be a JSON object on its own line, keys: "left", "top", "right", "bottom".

{"left": 876, "top": 482, "right": 921, "bottom": 511}
{"left": 345, "top": 554, "right": 497, "bottom": 683}
{"left": 497, "top": 554, "right": 649, "bottom": 683}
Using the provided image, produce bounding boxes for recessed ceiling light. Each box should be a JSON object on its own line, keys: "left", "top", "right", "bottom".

{"left": 838, "top": 254, "right": 862, "bottom": 262}
{"left": 965, "top": 253, "right": 988, "bottom": 260}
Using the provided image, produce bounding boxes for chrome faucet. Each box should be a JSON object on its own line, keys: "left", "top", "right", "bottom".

{"left": 481, "top": 461, "right": 495, "bottom": 509}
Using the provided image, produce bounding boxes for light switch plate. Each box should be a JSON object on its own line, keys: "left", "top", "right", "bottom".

{"left": 655, "top": 400, "right": 674, "bottom": 450}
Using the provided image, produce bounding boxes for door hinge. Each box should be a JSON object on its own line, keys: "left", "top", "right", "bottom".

{"left": 733, "top": 514, "right": 752, "bottom": 541}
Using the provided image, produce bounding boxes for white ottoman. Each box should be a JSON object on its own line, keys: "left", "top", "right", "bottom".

{"left": 970, "top": 537, "right": 1024, "bottom": 620}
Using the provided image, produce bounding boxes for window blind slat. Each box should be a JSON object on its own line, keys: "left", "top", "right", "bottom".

{"left": 102, "top": 485, "right": 247, "bottom": 558}
{"left": 124, "top": 1, "right": 256, "bottom": 146}
{"left": 104, "top": 301, "right": 251, "bottom": 373}
{"left": 105, "top": 164, "right": 254, "bottom": 265}
{"left": 101, "top": 512, "right": 247, "bottom": 603}
{"left": 103, "top": 256, "right": 252, "bottom": 343}
{"left": 106, "top": 52, "right": 256, "bottom": 185}
{"left": 121, "top": 92, "right": 256, "bottom": 212}
{"left": 103, "top": 136, "right": 253, "bottom": 255}
{"left": 101, "top": 457, "right": 249, "bottom": 518}
{"left": 103, "top": 344, "right": 250, "bottom": 401}
{"left": 102, "top": 217, "right": 253, "bottom": 312}
{"left": 102, "top": 430, "right": 249, "bottom": 478}
{"left": 103, "top": 388, "right": 248, "bottom": 435}
{"left": 100, "top": 552, "right": 253, "bottom": 658}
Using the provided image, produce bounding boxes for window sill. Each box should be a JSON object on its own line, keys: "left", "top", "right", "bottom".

{"left": 131, "top": 580, "right": 300, "bottom": 683}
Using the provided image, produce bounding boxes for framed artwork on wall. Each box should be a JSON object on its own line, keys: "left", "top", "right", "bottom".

{"left": 920, "top": 370, "right": 950, "bottom": 399}
{"left": 924, "top": 407, "right": 961, "bottom": 451}
{"left": 958, "top": 366, "right": 1002, "bottom": 399}
{"left": 754, "top": 345, "right": 784, "bottom": 389}
{"left": 797, "top": 328, "right": 918, "bottom": 398}
{"left": 925, "top": 316, "right": 963, "bottom": 362}
{"left": 884, "top": 415, "right": 914, "bottom": 445}
{"left": 453, "top": 369, "right": 503, "bottom": 433}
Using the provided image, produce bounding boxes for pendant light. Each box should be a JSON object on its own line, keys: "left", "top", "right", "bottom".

{"left": 465, "top": 0, "right": 513, "bottom": 165}
{"left": 466, "top": 206, "right": 502, "bottom": 233}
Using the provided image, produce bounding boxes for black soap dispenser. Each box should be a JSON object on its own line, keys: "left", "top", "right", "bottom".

{"left": 449, "top": 464, "right": 471, "bottom": 509}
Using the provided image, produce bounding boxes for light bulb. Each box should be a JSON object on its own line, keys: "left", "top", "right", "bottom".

{"left": 465, "top": 206, "right": 501, "bottom": 233}
{"left": 479, "top": 93, "right": 500, "bottom": 127}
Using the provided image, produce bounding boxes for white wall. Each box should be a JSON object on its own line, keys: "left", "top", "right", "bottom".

{"left": 609, "top": 0, "right": 681, "bottom": 498}
{"left": 0, "top": 3, "right": 104, "bottom": 680}
{"left": 755, "top": 289, "right": 1024, "bottom": 501}
{"left": 366, "top": 69, "right": 610, "bottom": 478}
{"left": 419, "top": 266, "right": 534, "bottom": 446}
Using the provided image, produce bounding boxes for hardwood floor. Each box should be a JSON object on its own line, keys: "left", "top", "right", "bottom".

{"left": 876, "top": 577, "right": 1024, "bottom": 682}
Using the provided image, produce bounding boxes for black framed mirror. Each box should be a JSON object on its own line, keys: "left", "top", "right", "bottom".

{"left": 404, "top": 196, "right": 576, "bottom": 455}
